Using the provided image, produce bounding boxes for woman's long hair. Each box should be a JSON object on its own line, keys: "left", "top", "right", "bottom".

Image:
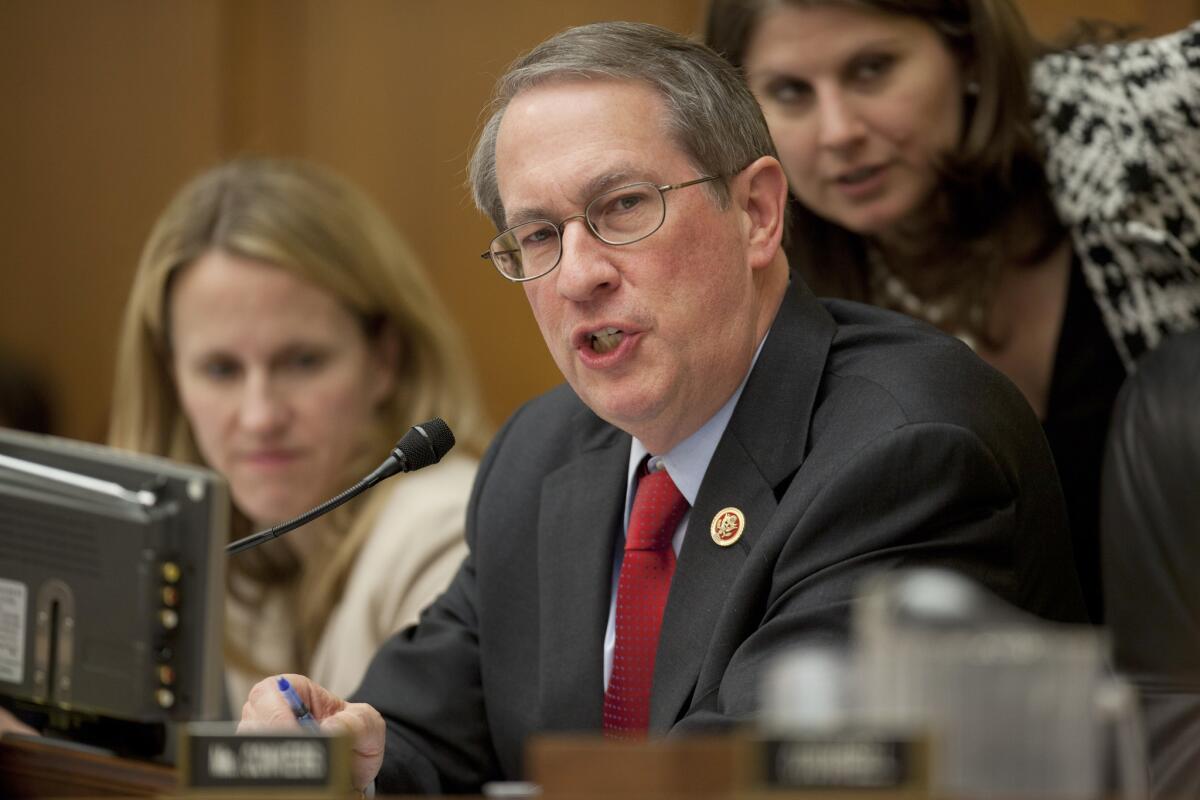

{"left": 109, "top": 157, "right": 490, "bottom": 675}
{"left": 705, "top": 0, "right": 1066, "bottom": 343}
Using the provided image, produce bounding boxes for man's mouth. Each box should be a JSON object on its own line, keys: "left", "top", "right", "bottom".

{"left": 589, "top": 327, "right": 625, "bottom": 354}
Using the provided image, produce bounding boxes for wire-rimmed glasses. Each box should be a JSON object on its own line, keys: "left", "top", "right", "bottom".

{"left": 481, "top": 176, "right": 720, "bottom": 282}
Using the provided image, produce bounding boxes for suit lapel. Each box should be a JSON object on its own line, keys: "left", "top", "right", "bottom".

{"left": 537, "top": 416, "right": 630, "bottom": 732}
{"left": 649, "top": 278, "right": 836, "bottom": 731}
{"left": 649, "top": 432, "right": 775, "bottom": 730}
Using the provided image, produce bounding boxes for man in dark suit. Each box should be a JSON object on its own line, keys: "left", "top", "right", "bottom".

{"left": 238, "top": 21, "right": 1087, "bottom": 794}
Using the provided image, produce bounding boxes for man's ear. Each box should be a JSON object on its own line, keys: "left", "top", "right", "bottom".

{"left": 733, "top": 156, "right": 788, "bottom": 271}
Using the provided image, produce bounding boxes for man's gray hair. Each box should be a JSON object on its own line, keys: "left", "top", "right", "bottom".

{"left": 468, "top": 21, "right": 781, "bottom": 231}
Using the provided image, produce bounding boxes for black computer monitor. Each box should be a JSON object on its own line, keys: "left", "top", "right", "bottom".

{"left": 0, "top": 427, "right": 227, "bottom": 752}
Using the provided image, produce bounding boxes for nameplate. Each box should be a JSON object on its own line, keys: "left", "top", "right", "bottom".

{"left": 178, "top": 722, "right": 352, "bottom": 796}
{"left": 756, "top": 732, "right": 928, "bottom": 792}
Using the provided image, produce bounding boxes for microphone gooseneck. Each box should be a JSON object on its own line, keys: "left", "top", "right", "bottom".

{"left": 225, "top": 418, "right": 456, "bottom": 556}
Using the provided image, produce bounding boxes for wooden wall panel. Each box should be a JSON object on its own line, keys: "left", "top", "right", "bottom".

{"left": 0, "top": 0, "right": 705, "bottom": 442}
{"left": 0, "top": 1, "right": 225, "bottom": 441}
{"left": 2, "top": 0, "right": 1195, "bottom": 443}
{"left": 218, "top": 0, "right": 309, "bottom": 155}
{"left": 1017, "top": 0, "right": 1198, "bottom": 38}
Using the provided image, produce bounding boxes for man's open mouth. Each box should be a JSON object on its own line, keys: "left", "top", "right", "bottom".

{"left": 590, "top": 327, "right": 624, "bottom": 354}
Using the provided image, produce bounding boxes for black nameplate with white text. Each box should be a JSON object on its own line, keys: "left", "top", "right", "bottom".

{"left": 758, "top": 733, "right": 928, "bottom": 792}
{"left": 179, "top": 723, "right": 351, "bottom": 796}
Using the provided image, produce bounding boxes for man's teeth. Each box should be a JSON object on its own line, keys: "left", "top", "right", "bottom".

{"left": 590, "top": 327, "right": 624, "bottom": 354}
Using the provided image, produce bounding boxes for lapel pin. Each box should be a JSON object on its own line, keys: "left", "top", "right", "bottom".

{"left": 710, "top": 507, "right": 745, "bottom": 547}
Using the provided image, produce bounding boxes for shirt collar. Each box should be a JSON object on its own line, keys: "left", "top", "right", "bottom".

{"left": 626, "top": 332, "right": 768, "bottom": 510}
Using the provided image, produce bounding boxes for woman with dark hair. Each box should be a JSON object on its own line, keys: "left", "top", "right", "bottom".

{"left": 706, "top": 0, "right": 1200, "bottom": 622}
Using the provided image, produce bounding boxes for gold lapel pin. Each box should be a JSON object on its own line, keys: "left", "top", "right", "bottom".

{"left": 710, "top": 507, "right": 745, "bottom": 547}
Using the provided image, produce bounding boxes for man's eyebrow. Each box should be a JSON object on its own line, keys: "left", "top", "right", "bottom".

{"left": 578, "top": 169, "right": 641, "bottom": 202}
{"left": 504, "top": 169, "right": 643, "bottom": 228}
{"left": 504, "top": 205, "right": 556, "bottom": 229}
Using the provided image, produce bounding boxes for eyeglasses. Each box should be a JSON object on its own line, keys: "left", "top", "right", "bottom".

{"left": 481, "top": 176, "right": 720, "bottom": 282}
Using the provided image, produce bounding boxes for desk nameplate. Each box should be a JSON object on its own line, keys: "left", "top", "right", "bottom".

{"left": 179, "top": 722, "right": 353, "bottom": 798}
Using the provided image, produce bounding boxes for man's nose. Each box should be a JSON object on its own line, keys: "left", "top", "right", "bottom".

{"left": 553, "top": 216, "right": 620, "bottom": 302}
{"left": 815, "top": 88, "right": 865, "bottom": 150}
{"left": 238, "top": 372, "right": 290, "bottom": 433}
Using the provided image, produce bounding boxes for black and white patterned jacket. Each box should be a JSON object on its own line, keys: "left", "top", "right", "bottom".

{"left": 1034, "top": 22, "right": 1200, "bottom": 370}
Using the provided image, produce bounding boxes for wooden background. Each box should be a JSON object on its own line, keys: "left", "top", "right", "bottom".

{"left": 2, "top": 0, "right": 1196, "bottom": 442}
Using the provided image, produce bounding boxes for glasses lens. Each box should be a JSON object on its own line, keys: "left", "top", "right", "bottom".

{"left": 587, "top": 183, "right": 664, "bottom": 244}
{"left": 490, "top": 221, "right": 560, "bottom": 281}
{"left": 488, "top": 229, "right": 524, "bottom": 280}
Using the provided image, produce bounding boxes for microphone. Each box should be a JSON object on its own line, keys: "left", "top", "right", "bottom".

{"left": 225, "top": 418, "right": 455, "bottom": 555}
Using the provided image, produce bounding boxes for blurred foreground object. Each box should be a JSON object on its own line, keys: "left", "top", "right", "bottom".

{"left": 0, "top": 428, "right": 227, "bottom": 760}
{"left": 762, "top": 569, "right": 1146, "bottom": 799}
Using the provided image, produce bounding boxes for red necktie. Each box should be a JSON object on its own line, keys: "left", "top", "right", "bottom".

{"left": 603, "top": 462, "right": 689, "bottom": 738}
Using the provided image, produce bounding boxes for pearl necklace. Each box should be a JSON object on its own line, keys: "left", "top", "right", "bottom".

{"left": 866, "top": 247, "right": 982, "bottom": 352}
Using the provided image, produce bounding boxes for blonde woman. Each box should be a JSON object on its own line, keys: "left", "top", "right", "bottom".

{"left": 110, "top": 157, "right": 490, "bottom": 704}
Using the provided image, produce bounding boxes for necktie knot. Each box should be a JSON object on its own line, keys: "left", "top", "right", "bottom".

{"left": 625, "top": 467, "right": 688, "bottom": 552}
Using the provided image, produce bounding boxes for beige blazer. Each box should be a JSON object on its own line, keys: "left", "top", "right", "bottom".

{"left": 225, "top": 454, "right": 476, "bottom": 705}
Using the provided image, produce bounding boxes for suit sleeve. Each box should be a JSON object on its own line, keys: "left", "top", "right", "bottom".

{"left": 349, "top": 416, "right": 520, "bottom": 794}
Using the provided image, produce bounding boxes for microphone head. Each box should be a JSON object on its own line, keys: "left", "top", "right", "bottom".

{"left": 393, "top": 417, "right": 455, "bottom": 472}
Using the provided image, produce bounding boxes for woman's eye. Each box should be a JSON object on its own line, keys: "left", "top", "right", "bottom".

{"left": 284, "top": 351, "right": 327, "bottom": 371}
{"left": 763, "top": 77, "right": 811, "bottom": 105}
{"left": 850, "top": 54, "right": 895, "bottom": 84}
{"left": 200, "top": 358, "right": 240, "bottom": 381}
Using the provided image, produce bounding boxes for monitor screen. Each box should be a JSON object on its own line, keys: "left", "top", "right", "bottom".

{"left": 0, "top": 427, "right": 227, "bottom": 732}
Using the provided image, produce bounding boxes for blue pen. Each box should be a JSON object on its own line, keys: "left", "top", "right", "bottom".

{"left": 276, "top": 676, "right": 321, "bottom": 732}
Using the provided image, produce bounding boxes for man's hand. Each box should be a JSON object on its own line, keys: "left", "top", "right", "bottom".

{"left": 238, "top": 674, "right": 386, "bottom": 791}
